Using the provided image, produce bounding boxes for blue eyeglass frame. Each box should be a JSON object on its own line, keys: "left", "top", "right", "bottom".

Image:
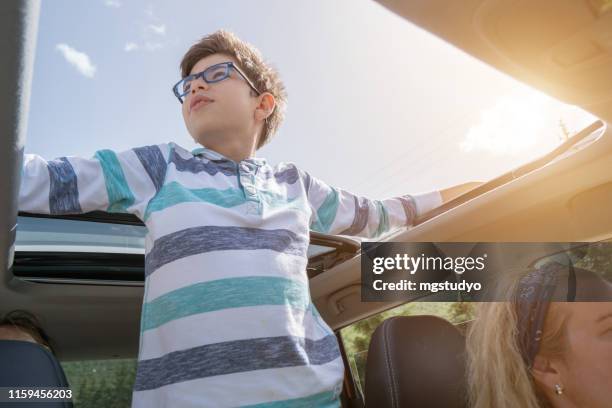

{"left": 172, "top": 61, "right": 261, "bottom": 104}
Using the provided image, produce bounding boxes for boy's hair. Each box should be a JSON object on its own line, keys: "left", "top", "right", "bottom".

{"left": 180, "top": 30, "right": 287, "bottom": 149}
{"left": 0, "top": 310, "right": 55, "bottom": 354}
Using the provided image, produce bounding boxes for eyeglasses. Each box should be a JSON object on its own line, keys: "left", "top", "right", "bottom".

{"left": 172, "top": 61, "right": 261, "bottom": 104}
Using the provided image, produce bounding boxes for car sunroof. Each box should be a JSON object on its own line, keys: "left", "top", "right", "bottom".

{"left": 13, "top": 214, "right": 354, "bottom": 284}
{"left": 16, "top": 216, "right": 146, "bottom": 254}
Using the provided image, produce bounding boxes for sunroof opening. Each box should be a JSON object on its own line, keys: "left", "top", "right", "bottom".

{"left": 14, "top": 214, "right": 359, "bottom": 283}
{"left": 16, "top": 216, "right": 146, "bottom": 254}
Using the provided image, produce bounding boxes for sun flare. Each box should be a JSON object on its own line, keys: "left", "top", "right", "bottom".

{"left": 460, "top": 89, "right": 595, "bottom": 156}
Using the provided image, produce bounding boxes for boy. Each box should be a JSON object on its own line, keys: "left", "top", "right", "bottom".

{"left": 19, "top": 30, "right": 478, "bottom": 407}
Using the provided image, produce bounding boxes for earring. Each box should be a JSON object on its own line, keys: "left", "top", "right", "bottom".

{"left": 554, "top": 384, "right": 564, "bottom": 395}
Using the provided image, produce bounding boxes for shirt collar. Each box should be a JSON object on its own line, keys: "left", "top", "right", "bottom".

{"left": 191, "top": 146, "right": 267, "bottom": 167}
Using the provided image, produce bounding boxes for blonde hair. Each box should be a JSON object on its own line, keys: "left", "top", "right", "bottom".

{"left": 180, "top": 30, "right": 287, "bottom": 149}
{"left": 466, "top": 269, "right": 568, "bottom": 408}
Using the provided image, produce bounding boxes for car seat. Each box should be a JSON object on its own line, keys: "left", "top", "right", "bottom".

{"left": 0, "top": 340, "right": 73, "bottom": 407}
{"left": 364, "top": 315, "right": 467, "bottom": 408}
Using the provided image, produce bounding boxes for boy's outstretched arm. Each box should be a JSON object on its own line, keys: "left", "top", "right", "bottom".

{"left": 19, "top": 144, "right": 172, "bottom": 221}
{"left": 299, "top": 168, "right": 483, "bottom": 239}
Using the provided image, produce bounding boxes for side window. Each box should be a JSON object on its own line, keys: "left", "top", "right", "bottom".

{"left": 61, "top": 359, "right": 137, "bottom": 407}
{"left": 339, "top": 302, "right": 474, "bottom": 399}
{"left": 562, "top": 240, "right": 612, "bottom": 281}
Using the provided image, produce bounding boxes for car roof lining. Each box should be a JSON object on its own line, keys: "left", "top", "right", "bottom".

{"left": 375, "top": 0, "right": 612, "bottom": 123}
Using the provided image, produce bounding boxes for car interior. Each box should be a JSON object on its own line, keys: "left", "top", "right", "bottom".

{"left": 2, "top": 0, "right": 612, "bottom": 407}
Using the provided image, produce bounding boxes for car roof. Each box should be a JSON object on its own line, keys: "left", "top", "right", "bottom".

{"left": 376, "top": 0, "right": 612, "bottom": 123}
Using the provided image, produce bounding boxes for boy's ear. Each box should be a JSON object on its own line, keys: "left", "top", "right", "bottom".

{"left": 254, "top": 92, "right": 276, "bottom": 122}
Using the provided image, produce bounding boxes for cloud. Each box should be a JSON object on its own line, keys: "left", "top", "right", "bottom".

{"left": 123, "top": 6, "right": 168, "bottom": 52}
{"left": 55, "top": 43, "right": 96, "bottom": 78}
{"left": 124, "top": 42, "right": 139, "bottom": 52}
{"left": 148, "top": 23, "right": 166, "bottom": 35}
{"left": 104, "top": 0, "right": 121, "bottom": 8}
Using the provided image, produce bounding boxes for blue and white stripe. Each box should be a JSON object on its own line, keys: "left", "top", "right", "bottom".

{"left": 19, "top": 142, "right": 442, "bottom": 407}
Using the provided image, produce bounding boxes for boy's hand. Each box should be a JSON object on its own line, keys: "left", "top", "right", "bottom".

{"left": 439, "top": 181, "right": 484, "bottom": 204}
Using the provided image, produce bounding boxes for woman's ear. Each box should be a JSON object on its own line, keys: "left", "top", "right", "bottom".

{"left": 532, "top": 355, "right": 564, "bottom": 401}
{"left": 255, "top": 92, "right": 276, "bottom": 122}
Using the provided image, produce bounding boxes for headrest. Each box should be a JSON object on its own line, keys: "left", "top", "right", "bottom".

{"left": 365, "top": 315, "right": 467, "bottom": 408}
{"left": 0, "top": 340, "right": 73, "bottom": 407}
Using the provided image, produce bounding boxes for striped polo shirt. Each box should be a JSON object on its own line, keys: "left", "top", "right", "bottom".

{"left": 19, "top": 142, "right": 442, "bottom": 407}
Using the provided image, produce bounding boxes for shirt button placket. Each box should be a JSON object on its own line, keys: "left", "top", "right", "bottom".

{"left": 239, "top": 162, "right": 260, "bottom": 215}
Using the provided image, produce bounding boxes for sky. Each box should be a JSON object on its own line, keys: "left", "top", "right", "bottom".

{"left": 24, "top": 0, "right": 597, "bottom": 199}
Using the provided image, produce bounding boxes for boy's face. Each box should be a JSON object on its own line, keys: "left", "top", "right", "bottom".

{"left": 181, "top": 53, "right": 260, "bottom": 149}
